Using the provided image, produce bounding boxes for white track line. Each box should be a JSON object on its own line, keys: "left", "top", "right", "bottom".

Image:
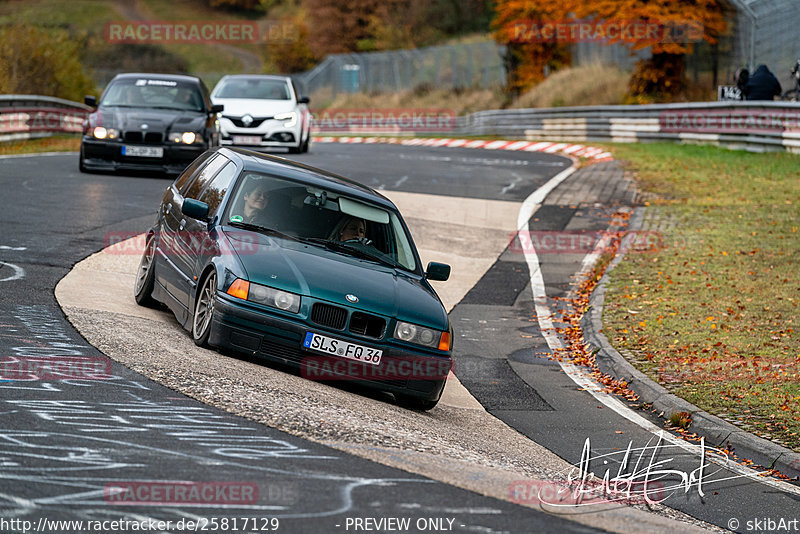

{"left": 0, "top": 261, "right": 25, "bottom": 282}
{"left": 518, "top": 162, "right": 800, "bottom": 496}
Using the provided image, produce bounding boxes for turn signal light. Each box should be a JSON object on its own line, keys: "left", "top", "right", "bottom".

{"left": 226, "top": 278, "right": 249, "bottom": 300}
{"left": 438, "top": 331, "right": 451, "bottom": 351}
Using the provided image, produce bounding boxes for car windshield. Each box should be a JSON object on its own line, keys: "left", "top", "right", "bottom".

{"left": 100, "top": 79, "right": 204, "bottom": 111}
{"left": 225, "top": 172, "right": 417, "bottom": 272}
{"left": 214, "top": 78, "right": 291, "bottom": 100}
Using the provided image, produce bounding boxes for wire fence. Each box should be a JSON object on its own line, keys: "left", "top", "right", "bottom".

{"left": 570, "top": 1, "right": 800, "bottom": 91}
{"left": 725, "top": 0, "right": 800, "bottom": 89}
{"left": 291, "top": 41, "right": 506, "bottom": 99}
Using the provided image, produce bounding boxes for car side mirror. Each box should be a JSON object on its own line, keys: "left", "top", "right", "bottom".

{"left": 84, "top": 95, "right": 97, "bottom": 107}
{"left": 297, "top": 96, "right": 310, "bottom": 105}
{"left": 210, "top": 104, "right": 224, "bottom": 114}
{"left": 181, "top": 198, "right": 210, "bottom": 221}
{"left": 425, "top": 262, "right": 450, "bottom": 281}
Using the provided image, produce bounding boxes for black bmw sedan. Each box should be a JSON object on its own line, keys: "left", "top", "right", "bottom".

{"left": 133, "top": 147, "right": 454, "bottom": 410}
{"left": 80, "top": 73, "right": 223, "bottom": 175}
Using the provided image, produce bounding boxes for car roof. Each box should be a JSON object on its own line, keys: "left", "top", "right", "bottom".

{"left": 111, "top": 73, "right": 202, "bottom": 85}
{"left": 218, "top": 74, "right": 291, "bottom": 82}
{"left": 220, "top": 148, "right": 396, "bottom": 209}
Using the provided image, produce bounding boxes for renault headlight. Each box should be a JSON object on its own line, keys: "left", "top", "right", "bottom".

{"left": 274, "top": 112, "right": 297, "bottom": 128}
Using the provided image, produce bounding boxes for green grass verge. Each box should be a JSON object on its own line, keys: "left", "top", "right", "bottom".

{"left": 0, "top": 136, "right": 80, "bottom": 155}
{"left": 603, "top": 143, "right": 799, "bottom": 450}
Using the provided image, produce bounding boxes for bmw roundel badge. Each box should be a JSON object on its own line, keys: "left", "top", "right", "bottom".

{"left": 346, "top": 294, "right": 358, "bottom": 303}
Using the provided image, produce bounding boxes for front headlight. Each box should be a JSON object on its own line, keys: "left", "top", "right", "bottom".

{"left": 394, "top": 321, "right": 449, "bottom": 351}
{"left": 169, "top": 132, "right": 200, "bottom": 144}
{"left": 92, "top": 127, "right": 119, "bottom": 139}
{"left": 226, "top": 278, "right": 301, "bottom": 313}
{"left": 274, "top": 112, "right": 297, "bottom": 128}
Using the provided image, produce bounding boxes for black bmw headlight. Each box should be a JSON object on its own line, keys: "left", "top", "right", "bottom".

{"left": 168, "top": 132, "right": 202, "bottom": 144}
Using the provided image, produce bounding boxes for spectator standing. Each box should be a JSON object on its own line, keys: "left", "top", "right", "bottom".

{"left": 744, "top": 64, "right": 782, "bottom": 100}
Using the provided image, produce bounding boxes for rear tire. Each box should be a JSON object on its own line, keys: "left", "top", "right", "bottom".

{"left": 134, "top": 237, "right": 157, "bottom": 307}
{"left": 192, "top": 271, "right": 217, "bottom": 347}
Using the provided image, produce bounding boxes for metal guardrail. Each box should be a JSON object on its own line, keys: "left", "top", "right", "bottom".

{"left": 3, "top": 95, "right": 800, "bottom": 154}
{"left": 312, "top": 101, "right": 800, "bottom": 154}
{"left": 456, "top": 101, "right": 800, "bottom": 153}
{"left": 0, "top": 95, "right": 91, "bottom": 143}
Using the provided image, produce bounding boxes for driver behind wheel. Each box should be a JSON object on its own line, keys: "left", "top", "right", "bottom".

{"left": 330, "top": 216, "right": 371, "bottom": 245}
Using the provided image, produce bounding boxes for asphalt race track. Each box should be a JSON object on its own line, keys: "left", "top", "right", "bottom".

{"left": 0, "top": 144, "right": 797, "bottom": 533}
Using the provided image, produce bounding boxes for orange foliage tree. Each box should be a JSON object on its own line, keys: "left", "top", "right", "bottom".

{"left": 492, "top": 0, "right": 578, "bottom": 95}
{"left": 572, "top": 0, "right": 727, "bottom": 98}
{"left": 493, "top": 0, "right": 727, "bottom": 98}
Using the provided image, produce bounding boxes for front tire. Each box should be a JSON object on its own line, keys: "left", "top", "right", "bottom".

{"left": 79, "top": 145, "right": 88, "bottom": 173}
{"left": 192, "top": 271, "right": 217, "bottom": 347}
{"left": 396, "top": 394, "right": 439, "bottom": 411}
{"left": 134, "top": 237, "right": 157, "bottom": 307}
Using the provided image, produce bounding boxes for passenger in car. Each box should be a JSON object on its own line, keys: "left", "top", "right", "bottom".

{"left": 231, "top": 179, "right": 271, "bottom": 224}
{"left": 176, "top": 87, "right": 201, "bottom": 110}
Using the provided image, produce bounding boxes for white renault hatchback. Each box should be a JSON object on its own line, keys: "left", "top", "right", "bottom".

{"left": 211, "top": 75, "right": 311, "bottom": 153}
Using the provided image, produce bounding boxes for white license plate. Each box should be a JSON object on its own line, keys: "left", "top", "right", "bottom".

{"left": 122, "top": 145, "right": 163, "bottom": 158}
{"left": 302, "top": 332, "right": 382, "bottom": 365}
{"left": 232, "top": 135, "right": 262, "bottom": 145}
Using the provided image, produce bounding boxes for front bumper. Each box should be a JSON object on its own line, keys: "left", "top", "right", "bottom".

{"left": 219, "top": 119, "right": 303, "bottom": 149}
{"left": 81, "top": 138, "right": 208, "bottom": 174}
{"left": 208, "top": 293, "right": 451, "bottom": 402}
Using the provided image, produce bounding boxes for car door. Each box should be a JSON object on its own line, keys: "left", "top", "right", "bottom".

{"left": 162, "top": 153, "right": 229, "bottom": 311}
{"left": 154, "top": 151, "right": 213, "bottom": 300}
{"left": 186, "top": 159, "right": 239, "bottom": 279}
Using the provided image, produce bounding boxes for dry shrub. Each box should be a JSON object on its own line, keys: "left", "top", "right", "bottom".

{"left": 0, "top": 24, "right": 94, "bottom": 101}
{"left": 511, "top": 63, "right": 629, "bottom": 108}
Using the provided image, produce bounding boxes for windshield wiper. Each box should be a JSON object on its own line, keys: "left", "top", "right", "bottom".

{"left": 227, "top": 220, "right": 302, "bottom": 242}
{"left": 302, "top": 238, "right": 400, "bottom": 268}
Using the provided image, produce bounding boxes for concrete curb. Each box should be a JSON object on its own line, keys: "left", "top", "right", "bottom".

{"left": 581, "top": 207, "right": 800, "bottom": 480}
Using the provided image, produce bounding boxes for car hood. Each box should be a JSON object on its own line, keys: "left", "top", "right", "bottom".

{"left": 212, "top": 98, "right": 296, "bottom": 117}
{"left": 223, "top": 228, "right": 447, "bottom": 329}
{"left": 93, "top": 107, "right": 205, "bottom": 133}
